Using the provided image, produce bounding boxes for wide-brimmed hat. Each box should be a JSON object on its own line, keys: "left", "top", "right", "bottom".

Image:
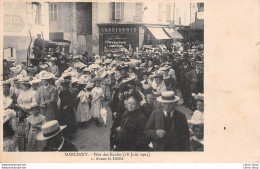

{"left": 40, "top": 71, "right": 55, "bottom": 80}
{"left": 95, "top": 59, "right": 102, "bottom": 64}
{"left": 104, "top": 59, "right": 112, "bottom": 64}
{"left": 192, "top": 93, "right": 204, "bottom": 101}
{"left": 10, "top": 65, "right": 22, "bottom": 74}
{"left": 83, "top": 67, "right": 91, "bottom": 72}
{"left": 86, "top": 82, "right": 94, "bottom": 89}
{"left": 159, "top": 66, "right": 171, "bottom": 71}
{"left": 3, "top": 79, "right": 11, "bottom": 86}
{"left": 50, "top": 57, "right": 57, "bottom": 61}
{"left": 90, "top": 76, "right": 104, "bottom": 83}
{"left": 30, "top": 78, "right": 42, "bottom": 84}
{"left": 36, "top": 120, "right": 67, "bottom": 141}
{"left": 121, "top": 76, "right": 135, "bottom": 84}
{"left": 3, "top": 109, "right": 16, "bottom": 124}
{"left": 157, "top": 91, "right": 180, "bottom": 103}
{"left": 18, "top": 77, "right": 31, "bottom": 84}
{"left": 77, "top": 75, "right": 89, "bottom": 85}
{"left": 71, "top": 77, "right": 79, "bottom": 84}
{"left": 39, "top": 64, "right": 49, "bottom": 69}
{"left": 73, "top": 55, "right": 80, "bottom": 60}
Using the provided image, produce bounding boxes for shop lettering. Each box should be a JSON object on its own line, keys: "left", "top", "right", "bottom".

{"left": 101, "top": 27, "right": 137, "bottom": 33}
{"left": 3, "top": 15, "right": 25, "bottom": 32}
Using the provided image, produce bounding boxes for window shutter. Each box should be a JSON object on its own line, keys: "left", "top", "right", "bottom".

{"left": 115, "top": 2, "right": 122, "bottom": 19}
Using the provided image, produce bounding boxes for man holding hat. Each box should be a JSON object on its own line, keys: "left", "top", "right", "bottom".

{"left": 36, "top": 120, "right": 78, "bottom": 151}
{"left": 145, "top": 91, "right": 190, "bottom": 151}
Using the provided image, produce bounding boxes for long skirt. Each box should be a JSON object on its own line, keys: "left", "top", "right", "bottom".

{"left": 76, "top": 103, "right": 92, "bottom": 123}
{"left": 27, "top": 128, "right": 45, "bottom": 151}
{"left": 14, "top": 135, "right": 27, "bottom": 151}
{"left": 40, "top": 105, "right": 57, "bottom": 122}
{"left": 91, "top": 99, "right": 102, "bottom": 121}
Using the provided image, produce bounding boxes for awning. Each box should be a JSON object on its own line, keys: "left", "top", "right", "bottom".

{"left": 163, "top": 28, "right": 184, "bottom": 39}
{"left": 147, "top": 27, "right": 171, "bottom": 40}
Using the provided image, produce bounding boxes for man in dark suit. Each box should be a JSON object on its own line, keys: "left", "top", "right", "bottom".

{"left": 185, "top": 61, "right": 204, "bottom": 108}
{"left": 37, "top": 120, "right": 78, "bottom": 151}
{"left": 180, "top": 59, "right": 192, "bottom": 107}
{"left": 145, "top": 91, "right": 190, "bottom": 151}
{"left": 33, "top": 34, "right": 44, "bottom": 58}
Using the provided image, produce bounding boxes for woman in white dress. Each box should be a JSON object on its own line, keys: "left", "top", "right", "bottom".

{"left": 76, "top": 80, "right": 93, "bottom": 129}
{"left": 90, "top": 77, "right": 104, "bottom": 127}
{"left": 17, "top": 78, "right": 36, "bottom": 111}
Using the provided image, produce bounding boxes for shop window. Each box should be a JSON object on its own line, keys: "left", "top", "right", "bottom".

{"left": 112, "top": 2, "right": 124, "bottom": 21}
{"left": 50, "top": 3, "right": 58, "bottom": 21}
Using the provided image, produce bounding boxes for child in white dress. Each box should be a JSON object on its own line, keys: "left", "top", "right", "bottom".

{"left": 91, "top": 77, "right": 104, "bottom": 127}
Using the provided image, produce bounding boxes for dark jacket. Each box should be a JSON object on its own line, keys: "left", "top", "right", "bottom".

{"left": 145, "top": 108, "right": 190, "bottom": 151}
{"left": 116, "top": 109, "right": 148, "bottom": 151}
{"left": 43, "top": 139, "right": 78, "bottom": 151}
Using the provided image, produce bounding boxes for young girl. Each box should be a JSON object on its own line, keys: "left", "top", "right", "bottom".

{"left": 190, "top": 93, "right": 204, "bottom": 124}
{"left": 91, "top": 77, "right": 104, "bottom": 127}
{"left": 26, "top": 103, "right": 46, "bottom": 151}
{"left": 11, "top": 108, "right": 28, "bottom": 151}
{"left": 76, "top": 80, "right": 93, "bottom": 129}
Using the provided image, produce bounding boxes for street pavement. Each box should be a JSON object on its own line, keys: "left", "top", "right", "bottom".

{"left": 72, "top": 101, "right": 193, "bottom": 151}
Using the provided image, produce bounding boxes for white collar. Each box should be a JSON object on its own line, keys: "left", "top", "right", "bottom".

{"left": 57, "top": 136, "right": 65, "bottom": 151}
{"left": 163, "top": 110, "right": 173, "bottom": 117}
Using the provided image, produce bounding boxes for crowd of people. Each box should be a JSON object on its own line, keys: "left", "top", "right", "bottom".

{"left": 3, "top": 40, "right": 204, "bottom": 152}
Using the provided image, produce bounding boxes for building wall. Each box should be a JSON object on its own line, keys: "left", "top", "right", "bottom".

{"left": 3, "top": 2, "right": 49, "bottom": 64}
{"left": 49, "top": 2, "right": 92, "bottom": 55}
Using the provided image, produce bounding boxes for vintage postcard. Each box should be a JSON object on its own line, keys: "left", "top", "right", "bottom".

{"left": 0, "top": 0, "right": 259, "bottom": 163}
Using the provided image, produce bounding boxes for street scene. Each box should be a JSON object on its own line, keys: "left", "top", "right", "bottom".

{"left": 3, "top": 2, "right": 204, "bottom": 152}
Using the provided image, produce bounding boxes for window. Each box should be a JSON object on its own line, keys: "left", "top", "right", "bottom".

{"left": 112, "top": 2, "right": 123, "bottom": 20}
{"left": 50, "top": 3, "right": 58, "bottom": 21}
{"left": 32, "top": 2, "right": 41, "bottom": 24}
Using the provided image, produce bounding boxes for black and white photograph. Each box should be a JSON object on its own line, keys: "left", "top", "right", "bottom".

{"left": 2, "top": 1, "right": 204, "bottom": 152}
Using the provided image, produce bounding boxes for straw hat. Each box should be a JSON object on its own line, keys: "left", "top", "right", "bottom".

{"left": 157, "top": 91, "right": 180, "bottom": 103}
{"left": 30, "top": 78, "right": 41, "bottom": 84}
{"left": 39, "top": 64, "right": 49, "bottom": 69}
{"left": 104, "top": 59, "right": 112, "bottom": 64}
{"left": 40, "top": 72, "right": 55, "bottom": 80}
{"left": 36, "top": 120, "right": 67, "bottom": 141}
{"left": 71, "top": 78, "right": 79, "bottom": 84}
{"left": 77, "top": 75, "right": 89, "bottom": 85}
{"left": 192, "top": 93, "right": 204, "bottom": 101}
{"left": 3, "top": 109, "right": 16, "bottom": 124}
{"left": 10, "top": 65, "right": 22, "bottom": 74}
{"left": 86, "top": 82, "right": 94, "bottom": 89}
{"left": 90, "top": 76, "right": 104, "bottom": 83}
{"left": 95, "top": 59, "right": 102, "bottom": 64}
{"left": 50, "top": 57, "right": 57, "bottom": 61}
{"left": 73, "top": 55, "right": 80, "bottom": 60}
{"left": 121, "top": 76, "right": 135, "bottom": 84}
{"left": 18, "top": 77, "right": 31, "bottom": 84}
{"left": 3, "top": 79, "right": 11, "bottom": 86}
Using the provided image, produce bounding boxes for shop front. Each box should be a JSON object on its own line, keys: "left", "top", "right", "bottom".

{"left": 98, "top": 23, "right": 144, "bottom": 55}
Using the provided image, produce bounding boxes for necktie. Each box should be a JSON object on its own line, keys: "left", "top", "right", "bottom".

{"left": 144, "top": 80, "right": 148, "bottom": 84}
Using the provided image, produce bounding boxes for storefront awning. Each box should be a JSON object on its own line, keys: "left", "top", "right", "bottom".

{"left": 163, "top": 28, "right": 184, "bottom": 39}
{"left": 147, "top": 27, "right": 171, "bottom": 40}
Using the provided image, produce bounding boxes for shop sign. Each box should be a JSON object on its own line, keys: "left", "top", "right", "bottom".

{"left": 100, "top": 26, "right": 138, "bottom": 34}
{"left": 3, "top": 15, "right": 25, "bottom": 32}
